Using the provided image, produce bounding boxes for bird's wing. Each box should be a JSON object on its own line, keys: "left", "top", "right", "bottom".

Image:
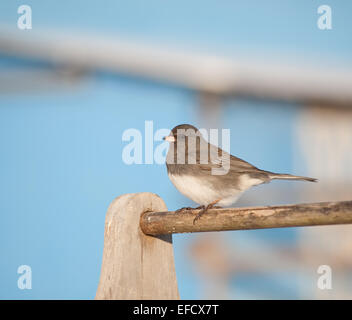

{"left": 229, "top": 154, "right": 260, "bottom": 172}
{"left": 197, "top": 143, "right": 267, "bottom": 178}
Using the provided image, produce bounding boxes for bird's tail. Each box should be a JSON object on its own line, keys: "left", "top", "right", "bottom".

{"left": 268, "top": 172, "right": 317, "bottom": 183}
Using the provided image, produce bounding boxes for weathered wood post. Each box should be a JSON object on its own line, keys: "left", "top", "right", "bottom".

{"left": 95, "top": 192, "right": 179, "bottom": 300}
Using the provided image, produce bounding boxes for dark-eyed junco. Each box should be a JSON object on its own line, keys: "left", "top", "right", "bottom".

{"left": 164, "top": 124, "right": 317, "bottom": 223}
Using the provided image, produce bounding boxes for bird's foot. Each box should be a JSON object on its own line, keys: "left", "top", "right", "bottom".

{"left": 175, "top": 206, "right": 204, "bottom": 214}
{"left": 193, "top": 201, "right": 220, "bottom": 225}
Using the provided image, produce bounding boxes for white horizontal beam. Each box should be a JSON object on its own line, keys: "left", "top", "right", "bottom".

{"left": 1, "top": 26, "right": 352, "bottom": 105}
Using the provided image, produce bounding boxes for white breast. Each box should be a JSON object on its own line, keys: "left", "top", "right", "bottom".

{"left": 168, "top": 173, "right": 243, "bottom": 207}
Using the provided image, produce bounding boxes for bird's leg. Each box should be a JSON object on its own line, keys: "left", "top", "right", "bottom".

{"left": 175, "top": 205, "right": 205, "bottom": 214}
{"left": 193, "top": 200, "right": 220, "bottom": 224}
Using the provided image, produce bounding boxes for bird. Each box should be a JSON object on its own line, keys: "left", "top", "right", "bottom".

{"left": 164, "top": 124, "right": 317, "bottom": 224}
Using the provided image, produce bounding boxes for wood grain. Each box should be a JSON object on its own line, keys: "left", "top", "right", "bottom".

{"left": 95, "top": 192, "right": 179, "bottom": 300}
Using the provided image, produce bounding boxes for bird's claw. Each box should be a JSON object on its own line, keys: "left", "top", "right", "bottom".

{"left": 193, "top": 208, "right": 207, "bottom": 224}
{"left": 192, "top": 204, "right": 221, "bottom": 224}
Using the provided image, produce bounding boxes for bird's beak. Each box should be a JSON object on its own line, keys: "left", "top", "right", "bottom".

{"left": 163, "top": 135, "right": 175, "bottom": 142}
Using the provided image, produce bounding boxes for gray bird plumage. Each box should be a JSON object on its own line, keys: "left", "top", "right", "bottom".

{"left": 164, "top": 124, "right": 317, "bottom": 222}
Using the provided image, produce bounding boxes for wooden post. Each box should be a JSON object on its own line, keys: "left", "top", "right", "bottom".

{"left": 95, "top": 192, "right": 179, "bottom": 300}
{"left": 140, "top": 200, "right": 352, "bottom": 235}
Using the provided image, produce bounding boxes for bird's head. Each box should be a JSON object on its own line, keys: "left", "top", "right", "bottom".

{"left": 163, "top": 124, "right": 200, "bottom": 143}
